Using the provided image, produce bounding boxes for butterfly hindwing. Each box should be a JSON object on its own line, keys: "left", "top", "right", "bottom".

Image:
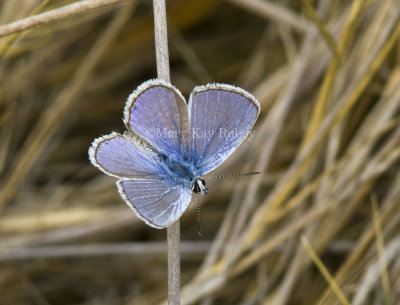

{"left": 89, "top": 132, "right": 165, "bottom": 179}
{"left": 117, "top": 178, "right": 192, "bottom": 228}
{"left": 188, "top": 84, "right": 260, "bottom": 175}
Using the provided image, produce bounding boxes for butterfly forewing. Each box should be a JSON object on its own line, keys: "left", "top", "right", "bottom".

{"left": 124, "top": 79, "right": 190, "bottom": 158}
{"left": 188, "top": 84, "right": 260, "bottom": 175}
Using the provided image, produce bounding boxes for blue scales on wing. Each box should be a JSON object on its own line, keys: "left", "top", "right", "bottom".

{"left": 188, "top": 84, "right": 260, "bottom": 175}
{"left": 124, "top": 79, "right": 190, "bottom": 158}
{"left": 89, "top": 80, "right": 260, "bottom": 229}
{"left": 117, "top": 178, "right": 192, "bottom": 228}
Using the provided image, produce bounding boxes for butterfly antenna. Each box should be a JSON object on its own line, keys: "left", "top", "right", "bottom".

{"left": 197, "top": 194, "right": 202, "bottom": 238}
{"left": 204, "top": 171, "right": 261, "bottom": 180}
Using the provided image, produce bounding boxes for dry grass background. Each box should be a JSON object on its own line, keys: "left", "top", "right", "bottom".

{"left": 0, "top": 0, "right": 400, "bottom": 304}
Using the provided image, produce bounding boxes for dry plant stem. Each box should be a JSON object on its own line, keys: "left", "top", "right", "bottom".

{"left": 301, "top": 0, "right": 366, "bottom": 149}
{"left": 152, "top": 0, "right": 180, "bottom": 304}
{"left": 167, "top": 222, "right": 181, "bottom": 305}
{"left": 0, "top": 0, "right": 51, "bottom": 56}
{"left": 169, "top": 23, "right": 211, "bottom": 83}
{"left": 244, "top": 19, "right": 400, "bottom": 247}
{"left": 371, "top": 196, "right": 392, "bottom": 300}
{"left": 4, "top": 1, "right": 400, "bottom": 304}
{"left": 0, "top": 0, "right": 129, "bottom": 38}
{"left": 198, "top": 180, "right": 245, "bottom": 274}
{"left": 352, "top": 237, "right": 400, "bottom": 305}
{"left": 227, "top": 0, "right": 323, "bottom": 258}
{"left": 153, "top": 0, "right": 170, "bottom": 83}
{"left": 0, "top": 242, "right": 210, "bottom": 262}
{"left": 1, "top": 211, "right": 137, "bottom": 248}
{"left": 226, "top": 0, "right": 309, "bottom": 33}
{"left": 302, "top": 0, "right": 339, "bottom": 58}
{"left": 300, "top": 236, "right": 351, "bottom": 305}
{"left": 270, "top": 3, "right": 368, "bottom": 302}
{"left": 270, "top": 118, "right": 400, "bottom": 303}
{"left": 317, "top": 187, "right": 400, "bottom": 304}
{"left": 164, "top": 13, "right": 400, "bottom": 303}
{"left": 0, "top": 2, "right": 136, "bottom": 212}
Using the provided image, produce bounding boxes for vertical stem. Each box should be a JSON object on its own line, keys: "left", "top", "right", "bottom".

{"left": 167, "top": 220, "right": 181, "bottom": 305}
{"left": 152, "top": 1, "right": 180, "bottom": 304}
{"left": 153, "top": 0, "right": 171, "bottom": 82}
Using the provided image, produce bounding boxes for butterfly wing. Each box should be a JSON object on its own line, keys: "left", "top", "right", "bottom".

{"left": 89, "top": 132, "right": 166, "bottom": 179}
{"left": 124, "top": 79, "right": 189, "bottom": 158}
{"left": 90, "top": 132, "right": 192, "bottom": 228}
{"left": 117, "top": 178, "right": 192, "bottom": 228}
{"left": 189, "top": 84, "right": 260, "bottom": 175}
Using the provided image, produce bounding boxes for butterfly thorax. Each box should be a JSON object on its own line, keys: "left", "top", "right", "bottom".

{"left": 161, "top": 153, "right": 208, "bottom": 195}
{"left": 160, "top": 153, "right": 200, "bottom": 188}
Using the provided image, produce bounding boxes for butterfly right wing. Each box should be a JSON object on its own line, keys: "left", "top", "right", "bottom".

{"left": 188, "top": 84, "right": 260, "bottom": 175}
{"left": 117, "top": 178, "right": 192, "bottom": 228}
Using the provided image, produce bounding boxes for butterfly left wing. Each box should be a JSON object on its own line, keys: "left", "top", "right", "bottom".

{"left": 188, "top": 84, "right": 260, "bottom": 175}
{"left": 89, "top": 132, "right": 166, "bottom": 179}
{"left": 124, "top": 79, "right": 189, "bottom": 158}
{"left": 89, "top": 130, "right": 191, "bottom": 229}
{"left": 117, "top": 178, "right": 192, "bottom": 228}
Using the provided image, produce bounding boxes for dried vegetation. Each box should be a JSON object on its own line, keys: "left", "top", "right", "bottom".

{"left": 0, "top": 0, "right": 400, "bottom": 304}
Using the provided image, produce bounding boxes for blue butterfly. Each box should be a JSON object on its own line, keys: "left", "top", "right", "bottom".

{"left": 89, "top": 79, "right": 260, "bottom": 228}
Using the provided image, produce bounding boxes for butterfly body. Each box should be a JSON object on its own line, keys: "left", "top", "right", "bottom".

{"left": 159, "top": 151, "right": 200, "bottom": 189}
{"left": 191, "top": 178, "right": 208, "bottom": 195}
{"left": 89, "top": 79, "right": 259, "bottom": 229}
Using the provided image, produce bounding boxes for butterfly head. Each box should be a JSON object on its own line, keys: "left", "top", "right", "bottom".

{"left": 191, "top": 178, "right": 208, "bottom": 195}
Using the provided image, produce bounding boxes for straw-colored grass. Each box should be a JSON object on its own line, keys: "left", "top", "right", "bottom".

{"left": 1, "top": 0, "right": 400, "bottom": 304}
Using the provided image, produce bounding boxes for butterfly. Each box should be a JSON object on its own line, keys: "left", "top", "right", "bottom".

{"left": 89, "top": 79, "right": 260, "bottom": 229}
